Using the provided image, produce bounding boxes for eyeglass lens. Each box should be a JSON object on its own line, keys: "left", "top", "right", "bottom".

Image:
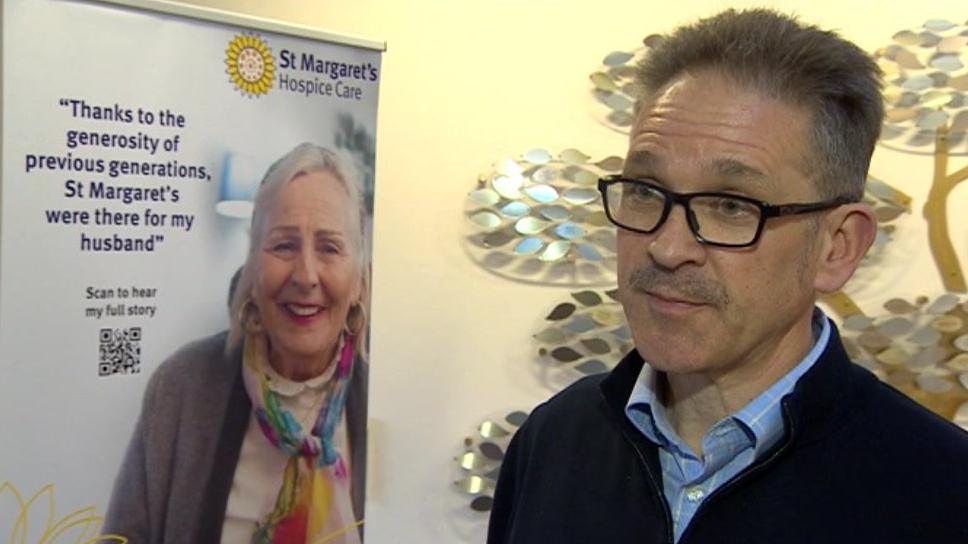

{"left": 604, "top": 181, "right": 762, "bottom": 245}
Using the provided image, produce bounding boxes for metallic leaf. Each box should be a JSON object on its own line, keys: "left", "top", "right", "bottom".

{"left": 893, "top": 49, "right": 925, "bottom": 70}
{"left": 916, "top": 374, "right": 953, "bottom": 394}
{"left": 523, "top": 148, "right": 553, "bottom": 164}
{"left": 892, "top": 30, "right": 922, "bottom": 46}
{"left": 479, "top": 441, "right": 505, "bottom": 461}
{"left": 560, "top": 148, "right": 590, "bottom": 164}
{"left": 604, "top": 93, "right": 634, "bottom": 111}
{"left": 581, "top": 338, "right": 612, "bottom": 355}
{"left": 524, "top": 184, "right": 560, "bottom": 204}
{"left": 469, "top": 188, "right": 500, "bottom": 206}
{"left": 919, "top": 90, "right": 954, "bottom": 108}
{"left": 901, "top": 75, "right": 934, "bottom": 91}
{"left": 909, "top": 327, "right": 941, "bottom": 347}
{"left": 576, "top": 243, "right": 604, "bottom": 261}
{"left": 505, "top": 411, "right": 528, "bottom": 427}
{"left": 534, "top": 327, "right": 567, "bottom": 344}
{"left": 929, "top": 53, "right": 964, "bottom": 72}
{"left": 927, "top": 293, "right": 960, "bottom": 314}
{"left": 555, "top": 222, "right": 586, "bottom": 240}
{"left": 539, "top": 205, "right": 571, "bottom": 221}
{"left": 596, "top": 156, "right": 625, "bottom": 171}
{"left": 591, "top": 308, "right": 624, "bottom": 326}
{"left": 531, "top": 166, "right": 559, "bottom": 183}
{"left": 513, "top": 237, "right": 544, "bottom": 255}
{"left": 455, "top": 475, "right": 488, "bottom": 494}
{"left": 499, "top": 201, "right": 531, "bottom": 218}
{"left": 950, "top": 74, "right": 968, "bottom": 91}
{"left": 515, "top": 217, "right": 549, "bottom": 235}
{"left": 877, "top": 317, "right": 913, "bottom": 337}
{"left": 572, "top": 290, "right": 603, "bottom": 306}
{"left": 470, "top": 496, "right": 494, "bottom": 512}
{"left": 550, "top": 346, "right": 583, "bottom": 362}
{"left": 573, "top": 169, "right": 600, "bottom": 186}
{"left": 565, "top": 314, "right": 596, "bottom": 333}
{"left": 924, "top": 19, "right": 955, "bottom": 32}
{"left": 562, "top": 188, "right": 599, "bottom": 205}
{"left": 938, "top": 35, "right": 968, "bottom": 53}
{"left": 575, "top": 359, "right": 609, "bottom": 375}
{"left": 458, "top": 451, "right": 487, "bottom": 470}
{"left": 950, "top": 110, "right": 968, "bottom": 133}
{"left": 590, "top": 72, "right": 619, "bottom": 92}
{"left": 492, "top": 175, "right": 524, "bottom": 199}
{"left": 479, "top": 420, "right": 510, "bottom": 439}
{"left": 546, "top": 302, "right": 576, "bottom": 321}
{"left": 603, "top": 51, "right": 634, "bottom": 66}
{"left": 885, "top": 107, "right": 917, "bottom": 123}
{"left": 540, "top": 240, "right": 571, "bottom": 261}
{"left": 469, "top": 211, "right": 501, "bottom": 230}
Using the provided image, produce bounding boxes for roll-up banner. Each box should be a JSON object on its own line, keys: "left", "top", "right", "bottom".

{"left": 1, "top": 0, "right": 383, "bottom": 540}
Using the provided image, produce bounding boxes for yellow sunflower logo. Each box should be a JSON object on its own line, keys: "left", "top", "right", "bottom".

{"left": 225, "top": 33, "right": 275, "bottom": 97}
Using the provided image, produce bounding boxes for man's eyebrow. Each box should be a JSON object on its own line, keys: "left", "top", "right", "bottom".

{"left": 623, "top": 150, "right": 658, "bottom": 175}
{"left": 705, "top": 158, "right": 766, "bottom": 182}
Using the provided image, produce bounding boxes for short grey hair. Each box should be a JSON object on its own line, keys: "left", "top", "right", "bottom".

{"left": 635, "top": 8, "right": 883, "bottom": 201}
{"left": 226, "top": 143, "right": 370, "bottom": 356}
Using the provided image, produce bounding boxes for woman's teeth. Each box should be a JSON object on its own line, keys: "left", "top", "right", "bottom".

{"left": 286, "top": 304, "right": 320, "bottom": 316}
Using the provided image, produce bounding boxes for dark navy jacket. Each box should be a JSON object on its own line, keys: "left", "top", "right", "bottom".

{"left": 488, "top": 324, "right": 968, "bottom": 543}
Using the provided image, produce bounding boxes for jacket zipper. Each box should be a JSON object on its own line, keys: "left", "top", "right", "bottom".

{"left": 677, "top": 398, "right": 798, "bottom": 543}
{"left": 616, "top": 420, "right": 676, "bottom": 544}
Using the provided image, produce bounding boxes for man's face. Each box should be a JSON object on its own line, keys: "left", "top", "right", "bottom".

{"left": 618, "top": 70, "right": 825, "bottom": 380}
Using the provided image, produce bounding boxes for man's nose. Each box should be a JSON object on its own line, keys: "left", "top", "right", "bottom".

{"left": 646, "top": 204, "right": 706, "bottom": 269}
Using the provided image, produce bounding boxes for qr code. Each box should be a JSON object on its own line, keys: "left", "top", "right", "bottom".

{"left": 98, "top": 327, "right": 142, "bottom": 376}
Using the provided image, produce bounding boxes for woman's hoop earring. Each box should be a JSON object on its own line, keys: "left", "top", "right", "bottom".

{"left": 344, "top": 301, "right": 366, "bottom": 337}
{"left": 239, "top": 297, "right": 262, "bottom": 333}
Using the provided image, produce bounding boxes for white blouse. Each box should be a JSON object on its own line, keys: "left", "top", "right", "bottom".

{"left": 221, "top": 359, "right": 358, "bottom": 544}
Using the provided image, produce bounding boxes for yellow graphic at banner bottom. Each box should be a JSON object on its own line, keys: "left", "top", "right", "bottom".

{"left": 226, "top": 34, "right": 275, "bottom": 97}
{"left": 0, "top": 482, "right": 126, "bottom": 544}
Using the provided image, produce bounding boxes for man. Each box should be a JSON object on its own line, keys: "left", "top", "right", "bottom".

{"left": 488, "top": 9, "right": 968, "bottom": 544}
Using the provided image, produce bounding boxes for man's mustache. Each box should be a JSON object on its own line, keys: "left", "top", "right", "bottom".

{"left": 626, "top": 266, "right": 729, "bottom": 308}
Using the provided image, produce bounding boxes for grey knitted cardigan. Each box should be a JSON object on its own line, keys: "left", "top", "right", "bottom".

{"left": 103, "top": 331, "right": 368, "bottom": 543}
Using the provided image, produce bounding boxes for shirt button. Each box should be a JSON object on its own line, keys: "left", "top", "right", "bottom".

{"left": 686, "top": 486, "right": 705, "bottom": 502}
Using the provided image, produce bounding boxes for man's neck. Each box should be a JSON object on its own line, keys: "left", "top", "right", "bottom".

{"left": 660, "top": 318, "right": 816, "bottom": 456}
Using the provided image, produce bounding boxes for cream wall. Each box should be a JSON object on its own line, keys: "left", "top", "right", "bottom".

{"left": 178, "top": 0, "right": 967, "bottom": 542}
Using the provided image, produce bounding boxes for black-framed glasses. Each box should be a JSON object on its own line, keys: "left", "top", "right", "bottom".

{"left": 597, "top": 175, "right": 855, "bottom": 248}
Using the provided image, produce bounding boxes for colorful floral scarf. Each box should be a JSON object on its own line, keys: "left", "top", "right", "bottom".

{"left": 242, "top": 332, "right": 360, "bottom": 543}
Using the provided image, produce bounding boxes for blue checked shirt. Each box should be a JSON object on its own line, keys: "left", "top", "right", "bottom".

{"left": 625, "top": 310, "right": 831, "bottom": 542}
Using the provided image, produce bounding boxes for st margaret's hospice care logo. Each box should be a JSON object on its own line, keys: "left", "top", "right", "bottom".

{"left": 225, "top": 33, "right": 275, "bottom": 97}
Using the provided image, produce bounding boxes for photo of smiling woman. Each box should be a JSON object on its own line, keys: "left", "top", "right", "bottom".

{"left": 104, "top": 143, "right": 370, "bottom": 544}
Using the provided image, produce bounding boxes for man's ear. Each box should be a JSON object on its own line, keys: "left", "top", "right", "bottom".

{"left": 813, "top": 203, "right": 877, "bottom": 293}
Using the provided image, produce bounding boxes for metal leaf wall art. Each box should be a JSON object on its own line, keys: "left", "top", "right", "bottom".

{"left": 874, "top": 18, "right": 968, "bottom": 292}
{"left": 876, "top": 19, "right": 968, "bottom": 154}
{"left": 535, "top": 289, "right": 631, "bottom": 378}
{"left": 840, "top": 293, "right": 968, "bottom": 421}
{"left": 464, "top": 149, "right": 623, "bottom": 285}
{"left": 452, "top": 410, "right": 529, "bottom": 512}
{"left": 588, "top": 35, "right": 662, "bottom": 133}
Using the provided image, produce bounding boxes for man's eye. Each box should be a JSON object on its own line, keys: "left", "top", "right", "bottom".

{"left": 713, "top": 197, "right": 756, "bottom": 217}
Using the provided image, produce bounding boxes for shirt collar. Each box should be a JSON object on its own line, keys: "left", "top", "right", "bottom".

{"left": 625, "top": 308, "right": 831, "bottom": 457}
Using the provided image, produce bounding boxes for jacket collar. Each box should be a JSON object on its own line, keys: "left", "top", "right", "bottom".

{"left": 600, "top": 317, "right": 855, "bottom": 446}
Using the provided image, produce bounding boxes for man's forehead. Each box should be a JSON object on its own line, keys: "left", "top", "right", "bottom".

{"left": 624, "top": 149, "right": 775, "bottom": 188}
